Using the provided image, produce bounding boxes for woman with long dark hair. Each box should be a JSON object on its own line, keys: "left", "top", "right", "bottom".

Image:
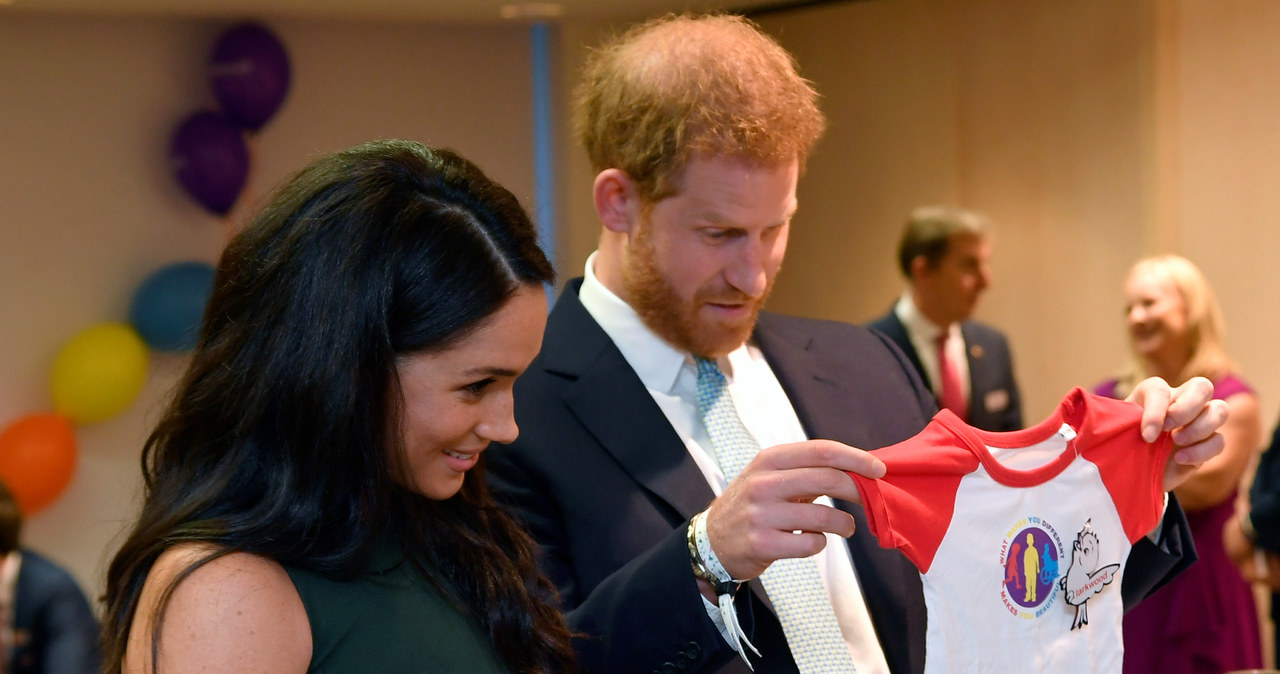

{"left": 101, "top": 139, "right": 577, "bottom": 673}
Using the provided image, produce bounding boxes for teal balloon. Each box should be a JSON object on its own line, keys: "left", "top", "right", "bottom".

{"left": 129, "top": 261, "right": 216, "bottom": 351}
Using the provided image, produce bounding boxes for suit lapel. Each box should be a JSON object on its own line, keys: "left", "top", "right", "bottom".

{"left": 756, "top": 314, "right": 872, "bottom": 448}
{"left": 960, "top": 322, "right": 989, "bottom": 424}
{"left": 543, "top": 282, "right": 716, "bottom": 521}
{"left": 879, "top": 312, "right": 932, "bottom": 392}
{"left": 564, "top": 357, "right": 717, "bottom": 519}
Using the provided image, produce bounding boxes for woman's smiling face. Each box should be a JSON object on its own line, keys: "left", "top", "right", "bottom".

{"left": 393, "top": 285, "right": 546, "bottom": 500}
{"left": 1124, "top": 267, "right": 1189, "bottom": 364}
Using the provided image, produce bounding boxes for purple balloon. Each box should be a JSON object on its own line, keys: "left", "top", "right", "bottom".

{"left": 169, "top": 110, "right": 249, "bottom": 216}
{"left": 209, "top": 22, "right": 291, "bottom": 131}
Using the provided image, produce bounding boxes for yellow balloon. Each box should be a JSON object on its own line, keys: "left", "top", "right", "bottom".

{"left": 50, "top": 323, "right": 150, "bottom": 425}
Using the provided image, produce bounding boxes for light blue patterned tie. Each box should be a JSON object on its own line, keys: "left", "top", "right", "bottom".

{"left": 694, "top": 357, "right": 857, "bottom": 673}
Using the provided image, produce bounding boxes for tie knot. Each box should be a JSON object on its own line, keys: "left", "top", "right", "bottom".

{"left": 694, "top": 356, "right": 723, "bottom": 382}
{"left": 935, "top": 332, "right": 949, "bottom": 348}
{"left": 694, "top": 357, "right": 728, "bottom": 412}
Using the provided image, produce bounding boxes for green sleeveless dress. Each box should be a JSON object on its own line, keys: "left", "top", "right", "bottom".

{"left": 284, "top": 541, "right": 513, "bottom": 673}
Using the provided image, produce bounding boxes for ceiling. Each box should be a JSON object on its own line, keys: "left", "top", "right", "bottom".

{"left": 2, "top": 0, "right": 830, "bottom": 24}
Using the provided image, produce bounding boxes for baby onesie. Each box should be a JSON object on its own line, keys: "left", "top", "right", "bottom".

{"left": 848, "top": 387, "right": 1171, "bottom": 673}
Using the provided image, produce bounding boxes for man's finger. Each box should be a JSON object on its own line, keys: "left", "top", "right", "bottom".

{"left": 1171, "top": 432, "right": 1226, "bottom": 466}
{"left": 1169, "top": 398, "right": 1229, "bottom": 448}
{"left": 758, "top": 501, "right": 858, "bottom": 539}
{"left": 1127, "top": 378, "right": 1172, "bottom": 443}
{"left": 1163, "top": 376, "right": 1216, "bottom": 432}
{"left": 754, "top": 439, "right": 886, "bottom": 479}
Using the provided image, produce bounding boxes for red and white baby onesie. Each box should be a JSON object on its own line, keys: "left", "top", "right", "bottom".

{"left": 848, "top": 387, "right": 1171, "bottom": 673}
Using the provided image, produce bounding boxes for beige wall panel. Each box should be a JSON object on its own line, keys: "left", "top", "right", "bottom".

{"left": 952, "top": 2, "right": 1156, "bottom": 420}
{"left": 756, "top": 0, "right": 961, "bottom": 325}
{"left": 1172, "top": 0, "right": 1280, "bottom": 433}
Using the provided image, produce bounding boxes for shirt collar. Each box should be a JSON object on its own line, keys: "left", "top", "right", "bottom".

{"left": 579, "top": 251, "right": 689, "bottom": 395}
{"left": 894, "top": 290, "right": 958, "bottom": 342}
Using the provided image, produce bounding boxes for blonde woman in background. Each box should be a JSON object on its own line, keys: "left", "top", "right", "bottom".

{"left": 1094, "top": 254, "right": 1263, "bottom": 673}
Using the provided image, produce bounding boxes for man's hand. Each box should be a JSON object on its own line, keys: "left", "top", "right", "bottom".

{"left": 1126, "top": 376, "right": 1228, "bottom": 491}
{"left": 704, "top": 439, "right": 885, "bottom": 582}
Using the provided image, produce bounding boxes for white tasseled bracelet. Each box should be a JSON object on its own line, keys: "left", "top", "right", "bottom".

{"left": 687, "top": 510, "right": 759, "bottom": 667}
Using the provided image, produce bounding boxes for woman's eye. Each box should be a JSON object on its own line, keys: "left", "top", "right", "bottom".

{"left": 464, "top": 379, "right": 494, "bottom": 395}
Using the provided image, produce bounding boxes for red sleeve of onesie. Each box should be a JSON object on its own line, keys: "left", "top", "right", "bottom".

{"left": 849, "top": 419, "right": 980, "bottom": 573}
{"left": 1081, "top": 394, "right": 1174, "bottom": 543}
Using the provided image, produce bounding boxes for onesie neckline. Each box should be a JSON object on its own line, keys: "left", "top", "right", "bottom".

{"left": 932, "top": 387, "right": 1095, "bottom": 488}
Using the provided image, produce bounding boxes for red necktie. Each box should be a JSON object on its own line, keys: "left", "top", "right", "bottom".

{"left": 936, "top": 333, "right": 967, "bottom": 421}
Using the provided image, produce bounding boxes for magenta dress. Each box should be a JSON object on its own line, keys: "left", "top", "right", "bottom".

{"left": 1095, "top": 374, "right": 1262, "bottom": 673}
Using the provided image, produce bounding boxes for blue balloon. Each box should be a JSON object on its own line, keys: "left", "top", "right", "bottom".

{"left": 129, "top": 262, "right": 216, "bottom": 351}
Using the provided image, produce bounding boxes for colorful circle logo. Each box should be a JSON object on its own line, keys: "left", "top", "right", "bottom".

{"left": 1001, "top": 526, "right": 1060, "bottom": 608}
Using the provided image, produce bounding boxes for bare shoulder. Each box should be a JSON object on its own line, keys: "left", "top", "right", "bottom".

{"left": 1224, "top": 389, "right": 1260, "bottom": 419}
{"left": 123, "top": 543, "right": 312, "bottom": 674}
{"left": 1222, "top": 390, "right": 1261, "bottom": 446}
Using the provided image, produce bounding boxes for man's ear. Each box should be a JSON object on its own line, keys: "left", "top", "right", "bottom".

{"left": 909, "top": 254, "right": 931, "bottom": 282}
{"left": 593, "top": 168, "right": 640, "bottom": 234}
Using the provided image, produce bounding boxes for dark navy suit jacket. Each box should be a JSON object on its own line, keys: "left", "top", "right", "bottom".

{"left": 9, "top": 550, "right": 100, "bottom": 674}
{"left": 1251, "top": 418, "right": 1280, "bottom": 651}
{"left": 487, "top": 279, "right": 1192, "bottom": 674}
{"left": 867, "top": 309, "right": 1023, "bottom": 432}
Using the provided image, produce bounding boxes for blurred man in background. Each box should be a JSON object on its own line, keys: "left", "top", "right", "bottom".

{"left": 868, "top": 206, "right": 1023, "bottom": 431}
{"left": 0, "top": 481, "right": 99, "bottom": 674}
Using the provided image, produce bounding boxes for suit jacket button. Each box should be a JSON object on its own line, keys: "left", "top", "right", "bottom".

{"left": 683, "top": 641, "right": 701, "bottom": 659}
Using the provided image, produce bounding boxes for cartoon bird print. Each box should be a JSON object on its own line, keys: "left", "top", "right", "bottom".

{"left": 1058, "top": 520, "right": 1120, "bottom": 630}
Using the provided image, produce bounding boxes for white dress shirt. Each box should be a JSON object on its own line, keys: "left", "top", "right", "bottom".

{"left": 0, "top": 551, "right": 21, "bottom": 673}
{"left": 894, "top": 292, "right": 970, "bottom": 405}
{"left": 578, "top": 252, "right": 890, "bottom": 673}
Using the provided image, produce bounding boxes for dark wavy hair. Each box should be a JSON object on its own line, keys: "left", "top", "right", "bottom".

{"left": 0, "top": 481, "right": 21, "bottom": 555}
{"left": 100, "top": 139, "right": 575, "bottom": 673}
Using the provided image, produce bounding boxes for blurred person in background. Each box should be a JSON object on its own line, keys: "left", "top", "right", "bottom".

{"left": 1225, "top": 414, "right": 1280, "bottom": 664}
{"left": 0, "top": 480, "right": 99, "bottom": 674}
{"left": 1094, "top": 254, "right": 1263, "bottom": 673}
{"left": 867, "top": 206, "right": 1022, "bottom": 432}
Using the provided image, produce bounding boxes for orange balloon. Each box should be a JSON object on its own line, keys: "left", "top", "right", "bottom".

{"left": 0, "top": 413, "right": 77, "bottom": 515}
